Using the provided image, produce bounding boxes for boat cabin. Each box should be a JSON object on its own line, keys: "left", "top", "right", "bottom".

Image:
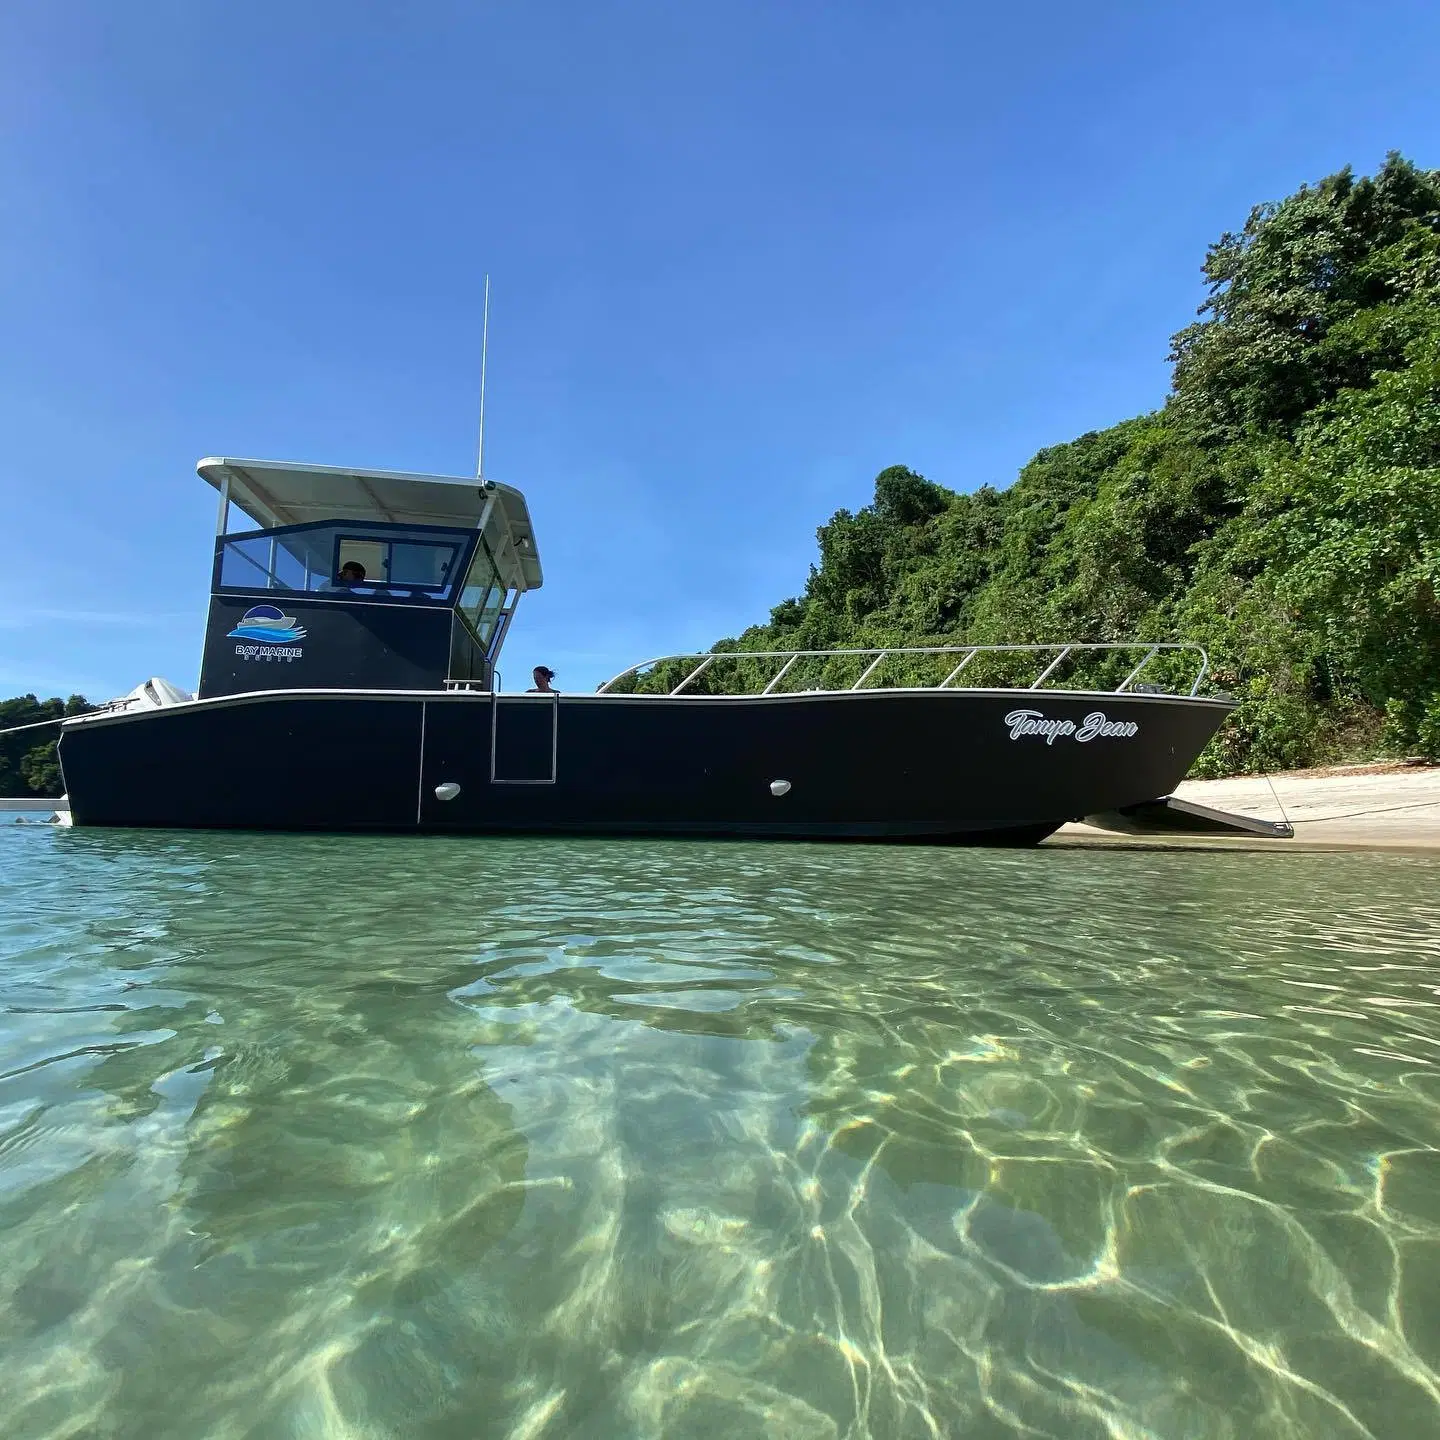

{"left": 197, "top": 458, "right": 542, "bottom": 700}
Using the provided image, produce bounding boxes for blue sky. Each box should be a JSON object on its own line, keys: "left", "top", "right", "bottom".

{"left": 1, "top": 0, "right": 1436, "bottom": 698}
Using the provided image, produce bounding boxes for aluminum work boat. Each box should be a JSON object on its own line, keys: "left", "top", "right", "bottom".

{"left": 56, "top": 457, "right": 1236, "bottom": 843}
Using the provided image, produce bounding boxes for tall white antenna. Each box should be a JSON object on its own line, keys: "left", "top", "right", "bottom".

{"left": 476, "top": 273, "right": 491, "bottom": 479}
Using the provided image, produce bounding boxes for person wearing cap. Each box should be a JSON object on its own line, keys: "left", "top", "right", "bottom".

{"left": 322, "top": 560, "right": 369, "bottom": 592}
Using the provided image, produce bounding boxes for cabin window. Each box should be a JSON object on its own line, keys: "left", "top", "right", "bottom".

{"left": 335, "top": 539, "right": 387, "bottom": 584}
{"left": 332, "top": 535, "right": 461, "bottom": 594}
{"left": 215, "top": 522, "right": 472, "bottom": 601}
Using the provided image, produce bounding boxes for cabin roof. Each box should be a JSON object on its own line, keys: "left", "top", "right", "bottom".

{"left": 198, "top": 457, "right": 542, "bottom": 589}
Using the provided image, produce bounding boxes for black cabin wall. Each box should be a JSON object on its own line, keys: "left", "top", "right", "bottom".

{"left": 198, "top": 595, "right": 453, "bottom": 698}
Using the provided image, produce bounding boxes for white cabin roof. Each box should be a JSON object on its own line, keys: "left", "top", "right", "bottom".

{"left": 198, "top": 457, "right": 542, "bottom": 589}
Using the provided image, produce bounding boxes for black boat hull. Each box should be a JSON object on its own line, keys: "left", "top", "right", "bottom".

{"left": 57, "top": 688, "right": 1231, "bottom": 843}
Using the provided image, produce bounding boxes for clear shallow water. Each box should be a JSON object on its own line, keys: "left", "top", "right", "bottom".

{"left": 2, "top": 830, "right": 1439, "bottom": 1439}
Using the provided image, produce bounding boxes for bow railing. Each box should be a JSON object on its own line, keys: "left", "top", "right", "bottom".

{"left": 597, "top": 642, "right": 1211, "bottom": 698}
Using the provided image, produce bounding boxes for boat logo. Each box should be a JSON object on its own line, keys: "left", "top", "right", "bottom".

{"left": 229, "top": 604, "right": 307, "bottom": 661}
{"left": 1004, "top": 708, "right": 1138, "bottom": 744}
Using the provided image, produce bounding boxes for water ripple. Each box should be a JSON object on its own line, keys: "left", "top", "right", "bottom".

{"left": 1, "top": 827, "right": 1439, "bottom": 1437}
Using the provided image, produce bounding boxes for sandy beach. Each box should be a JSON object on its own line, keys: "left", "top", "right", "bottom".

{"left": 1055, "top": 763, "right": 1440, "bottom": 851}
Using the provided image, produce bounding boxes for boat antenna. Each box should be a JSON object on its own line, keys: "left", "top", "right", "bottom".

{"left": 476, "top": 273, "right": 491, "bottom": 481}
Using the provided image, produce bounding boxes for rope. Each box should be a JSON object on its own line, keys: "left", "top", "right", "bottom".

{"left": 1262, "top": 770, "right": 1292, "bottom": 830}
{"left": 1289, "top": 800, "right": 1440, "bottom": 824}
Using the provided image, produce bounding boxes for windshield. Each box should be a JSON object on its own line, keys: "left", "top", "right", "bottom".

{"left": 215, "top": 522, "right": 473, "bottom": 601}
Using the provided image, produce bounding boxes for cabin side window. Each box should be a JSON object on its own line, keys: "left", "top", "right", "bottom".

{"left": 457, "top": 537, "right": 511, "bottom": 647}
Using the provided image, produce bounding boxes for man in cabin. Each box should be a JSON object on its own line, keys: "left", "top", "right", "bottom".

{"left": 528, "top": 666, "right": 558, "bottom": 693}
{"left": 323, "top": 561, "right": 372, "bottom": 594}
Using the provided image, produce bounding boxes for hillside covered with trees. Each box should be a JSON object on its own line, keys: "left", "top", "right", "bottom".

{"left": 679, "top": 154, "right": 1440, "bottom": 776}
{"left": 0, "top": 695, "right": 92, "bottom": 798}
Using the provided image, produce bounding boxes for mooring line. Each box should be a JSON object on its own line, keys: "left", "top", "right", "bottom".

{"left": 1262, "top": 770, "right": 1292, "bottom": 830}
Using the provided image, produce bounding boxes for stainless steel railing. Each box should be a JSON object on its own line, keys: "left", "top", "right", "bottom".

{"left": 597, "top": 642, "right": 1211, "bottom": 697}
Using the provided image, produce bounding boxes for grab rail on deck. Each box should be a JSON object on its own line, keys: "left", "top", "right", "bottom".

{"left": 597, "top": 642, "right": 1211, "bottom": 698}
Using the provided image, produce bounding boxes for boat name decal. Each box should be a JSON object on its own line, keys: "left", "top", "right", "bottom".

{"left": 228, "top": 604, "right": 307, "bottom": 662}
{"left": 1004, "top": 709, "right": 1139, "bottom": 744}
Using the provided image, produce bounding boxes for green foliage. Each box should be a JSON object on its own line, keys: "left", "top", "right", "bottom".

{"left": 0, "top": 694, "right": 92, "bottom": 798}
{"left": 1169, "top": 153, "right": 1440, "bottom": 442}
{"left": 702, "top": 154, "right": 1440, "bottom": 774}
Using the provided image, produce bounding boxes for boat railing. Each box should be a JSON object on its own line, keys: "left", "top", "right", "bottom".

{"left": 597, "top": 642, "right": 1211, "bottom": 698}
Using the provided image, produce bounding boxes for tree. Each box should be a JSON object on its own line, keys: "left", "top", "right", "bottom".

{"left": 1169, "top": 153, "right": 1440, "bottom": 442}
{"left": 1259, "top": 323, "right": 1440, "bottom": 752}
{"left": 0, "top": 693, "right": 92, "bottom": 798}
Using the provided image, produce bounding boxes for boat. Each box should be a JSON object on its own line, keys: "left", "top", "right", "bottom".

{"left": 55, "top": 456, "right": 1237, "bottom": 843}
